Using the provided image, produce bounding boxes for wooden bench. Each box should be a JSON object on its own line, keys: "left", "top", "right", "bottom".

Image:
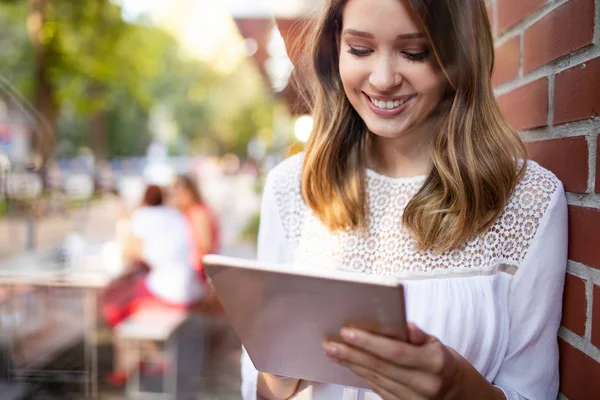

{"left": 115, "top": 306, "right": 188, "bottom": 399}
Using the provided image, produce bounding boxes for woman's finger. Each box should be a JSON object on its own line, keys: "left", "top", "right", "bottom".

{"left": 367, "top": 383, "right": 400, "bottom": 400}
{"left": 342, "top": 363, "right": 425, "bottom": 400}
{"left": 325, "top": 342, "right": 442, "bottom": 394}
{"left": 336, "top": 328, "right": 441, "bottom": 371}
{"left": 407, "top": 323, "right": 430, "bottom": 345}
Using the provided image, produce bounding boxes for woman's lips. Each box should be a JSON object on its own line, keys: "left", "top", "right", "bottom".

{"left": 364, "top": 92, "right": 415, "bottom": 117}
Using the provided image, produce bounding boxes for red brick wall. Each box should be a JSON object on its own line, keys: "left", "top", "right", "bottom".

{"left": 488, "top": 0, "right": 600, "bottom": 398}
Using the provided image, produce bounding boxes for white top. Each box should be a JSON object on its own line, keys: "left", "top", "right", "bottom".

{"left": 130, "top": 206, "right": 204, "bottom": 305}
{"left": 241, "top": 154, "right": 568, "bottom": 400}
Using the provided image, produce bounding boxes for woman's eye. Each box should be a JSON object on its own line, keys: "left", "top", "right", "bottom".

{"left": 347, "top": 45, "right": 372, "bottom": 57}
{"left": 403, "top": 49, "right": 430, "bottom": 62}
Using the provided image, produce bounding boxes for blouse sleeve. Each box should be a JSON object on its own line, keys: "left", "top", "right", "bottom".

{"left": 241, "top": 171, "right": 292, "bottom": 400}
{"left": 493, "top": 183, "right": 568, "bottom": 399}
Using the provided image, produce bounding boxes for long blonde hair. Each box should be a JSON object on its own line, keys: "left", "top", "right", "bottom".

{"left": 298, "top": 0, "right": 527, "bottom": 253}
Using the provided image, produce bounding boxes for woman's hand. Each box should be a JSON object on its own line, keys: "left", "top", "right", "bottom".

{"left": 257, "top": 372, "right": 300, "bottom": 400}
{"left": 323, "top": 323, "right": 505, "bottom": 400}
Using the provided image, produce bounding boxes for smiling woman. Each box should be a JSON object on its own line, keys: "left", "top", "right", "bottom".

{"left": 302, "top": 0, "right": 527, "bottom": 252}
{"left": 241, "top": 1, "right": 568, "bottom": 399}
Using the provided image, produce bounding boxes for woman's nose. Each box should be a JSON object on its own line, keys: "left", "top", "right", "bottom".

{"left": 369, "top": 57, "right": 402, "bottom": 91}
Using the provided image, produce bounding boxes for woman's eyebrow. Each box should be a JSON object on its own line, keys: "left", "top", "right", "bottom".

{"left": 342, "top": 28, "right": 426, "bottom": 40}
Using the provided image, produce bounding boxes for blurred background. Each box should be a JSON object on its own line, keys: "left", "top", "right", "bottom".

{"left": 0, "top": 0, "right": 599, "bottom": 398}
{"left": 0, "top": 0, "right": 319, "bottom": 399}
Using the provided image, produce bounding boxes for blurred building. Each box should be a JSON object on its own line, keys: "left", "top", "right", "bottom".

{"left": 230, "top": 1, "right": 322, "bottom": 114}
{"left": 229, "top": 1, "right": 323, "bottom": 152}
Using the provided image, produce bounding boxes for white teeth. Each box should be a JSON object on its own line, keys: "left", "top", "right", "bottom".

{"left": 370, "top": 96, "right": 410, "bottom": 109}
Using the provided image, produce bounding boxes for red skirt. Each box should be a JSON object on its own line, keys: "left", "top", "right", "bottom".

{"left": 100, "top": 262, "right": 200, "bottom": 328}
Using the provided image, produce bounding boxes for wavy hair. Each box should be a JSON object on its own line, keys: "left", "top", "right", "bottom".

{"left": 298, "top": 0, "right": 527, "bottom": 253}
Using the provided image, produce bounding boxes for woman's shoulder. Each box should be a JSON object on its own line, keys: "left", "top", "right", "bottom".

{"left": 263, "top": 153, "right": 304, "bottom": 204}
{"left": 499, "top": 161, "right": 564, "bottom": 234}
{"left": 131, "top": 206, "right": 154, "bottom": 220}
{"left": 265, "top": 153, "right": 304, "bottom": 187}
{"left": 488, "top": 160, "right": 564, "bottom": 261}
{"left": 262, "top": 153, "right": 306, "bottom": 241}
{"left": 431, "top": 161, "right": 564, "bottom": 273}
{"left": 510, "top": 160, "right": 564, "bottom": 211}
{"left": 146, "top": 206, "right": 186, "bottom": 222}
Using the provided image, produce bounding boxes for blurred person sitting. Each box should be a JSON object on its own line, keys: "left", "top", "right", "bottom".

{"left": 125, "top": 185, "right": 205, "bottom": 304}
{"left": 101, "top": 184, "right": 205, "bottom": 385}
{"left": 171, "top": 175, "right": 221, "bottom": 282}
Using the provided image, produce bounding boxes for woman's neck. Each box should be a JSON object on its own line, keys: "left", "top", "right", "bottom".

{"left": 367, "top": 127, "right": 434, "bottom": 179}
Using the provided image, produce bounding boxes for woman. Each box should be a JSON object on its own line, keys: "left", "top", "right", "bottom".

{"left": 172, "top": 175, "right": 221, "bottom": 280}
{"left": 243, "top": 0, "right": 568, "bottom": 399}
{"left": 102, "top": 185, "right": 204, "bottom": 383}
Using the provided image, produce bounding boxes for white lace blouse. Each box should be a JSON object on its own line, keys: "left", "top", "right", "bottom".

{"left": 241, "top": 153, "right": 568, "bottom": 400}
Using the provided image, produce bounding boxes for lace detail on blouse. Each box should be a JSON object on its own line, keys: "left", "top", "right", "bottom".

{"left": 269, "top": 154, "right": 560, "bottom": 278}
{"left": 271, "top": 155, "right": 305, "bottom": 247}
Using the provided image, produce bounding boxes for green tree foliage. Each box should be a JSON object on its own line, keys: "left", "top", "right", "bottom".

{"left": 0, "top": 2, "right": 33, "bottom": 95}
{"left": 0, "top": 0, "right": 277, "bottom": 159}
{"left": 163, "top": 55, "right": 276, "bottom": 156}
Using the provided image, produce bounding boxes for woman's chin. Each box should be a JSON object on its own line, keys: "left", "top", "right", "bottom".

{"left": 367, "top": 126, "right": 409, "bottom": 140}
{"left": 364, "top": 116, "right": 426, "bottom": 141}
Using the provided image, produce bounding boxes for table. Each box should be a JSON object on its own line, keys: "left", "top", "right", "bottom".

{"left": 0, "top": 241, "right": 122, "bottom": 399}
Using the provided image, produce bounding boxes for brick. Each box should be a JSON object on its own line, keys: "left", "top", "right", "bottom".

{"left": 526, "top": 137, "right": 588, "bottom": 193}
{"left": 561, "top": 274, "right": 587, "bottom": 336}
{"left": 593, "top": 285, "right": 600, "bottom": 348}
{"left": 555, "top": 57, "right": 600, "bottom": 125}
{"left": 493, "top": 36, "right": 520, "bottom": 86}
{"left": 568, "top": 206, "right": 600, "bottom": 270}
{"left": 497, "top": 0, "right": 545, "bottom": 32}
{"left": 596, "top": 133, "right": 600, "bottom": 194}
{"left": 497, "top": 78, "right": 548, "bottom": 130}
{"left": 559, "top": 339, "right": 600, "bottom": 399}
{"left": 523, "top": 0, "right": 594, "bottom": 73}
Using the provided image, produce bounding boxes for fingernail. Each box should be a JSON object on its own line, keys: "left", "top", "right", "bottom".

{"left": 323, "top": 343, "right": 338, "bottom": 356}
{"left": 341, "top": 328, "right": 357, "bottom": 342}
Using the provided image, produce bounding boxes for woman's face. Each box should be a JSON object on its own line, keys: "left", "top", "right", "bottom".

{"left": 339, "top": 0, "right": 447, "bottom": 140}
{"left": 171, "top": 181, "right": 193, "bottom": 209}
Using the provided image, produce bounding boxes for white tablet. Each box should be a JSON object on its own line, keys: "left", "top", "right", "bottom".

{"left": 202, "top": 254, "right": 407, "bottom": 388}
